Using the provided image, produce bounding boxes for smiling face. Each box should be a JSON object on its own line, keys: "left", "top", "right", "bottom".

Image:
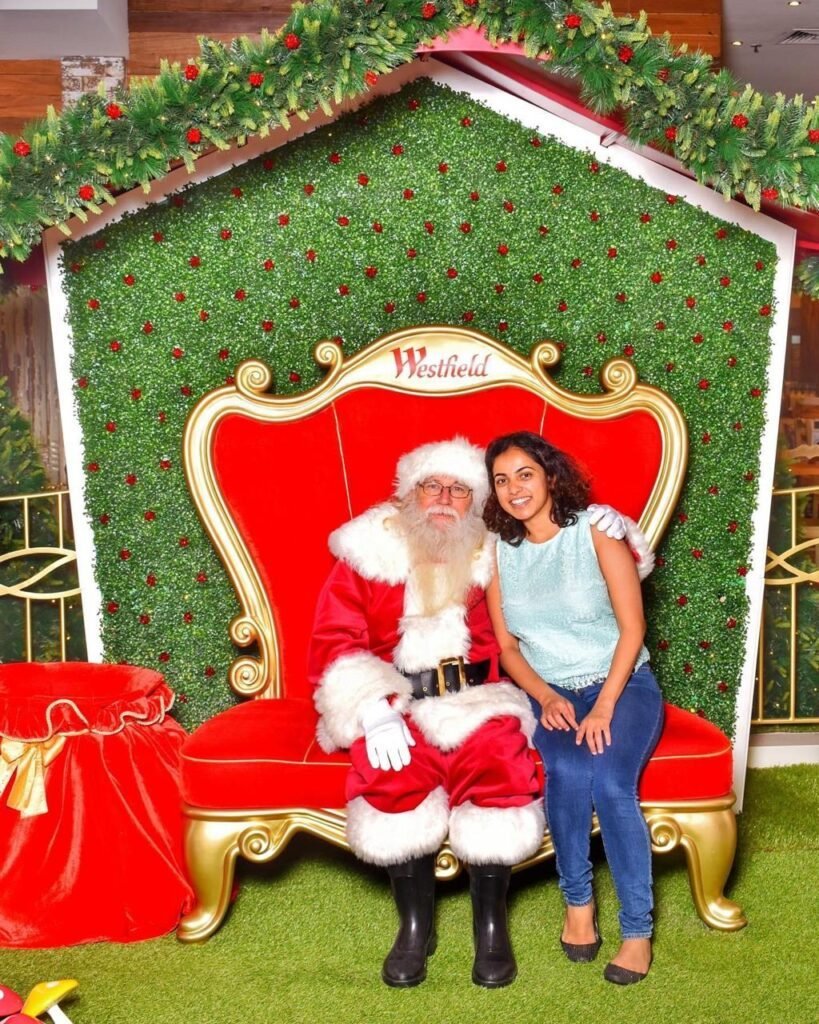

{"left": 491, "top": 447, "right": 553, "bottom": 532}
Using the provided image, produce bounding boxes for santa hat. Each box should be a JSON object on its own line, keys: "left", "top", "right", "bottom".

{"left": 395, "top": 436, "right": 489, "bottom": 506}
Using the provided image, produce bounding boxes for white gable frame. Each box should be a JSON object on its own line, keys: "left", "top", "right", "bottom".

{"left": 43, "top": 57, "right": 796, "bottom": 807}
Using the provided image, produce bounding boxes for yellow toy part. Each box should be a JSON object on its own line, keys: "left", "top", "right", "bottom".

{"left": 22, "top": 980, "right": 78, "bottom": 1024}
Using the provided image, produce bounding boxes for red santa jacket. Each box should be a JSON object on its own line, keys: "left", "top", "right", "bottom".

{"left": 309, "top": 502, "right": 535, "bottom": 754}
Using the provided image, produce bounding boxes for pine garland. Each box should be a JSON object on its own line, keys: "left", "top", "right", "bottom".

{"left": 0, "top": 0, "right": 818, "bottom": 293}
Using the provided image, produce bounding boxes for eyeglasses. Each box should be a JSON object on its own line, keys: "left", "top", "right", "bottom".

{"left": 419, "top": 480, "right": 472, "bottom": 499}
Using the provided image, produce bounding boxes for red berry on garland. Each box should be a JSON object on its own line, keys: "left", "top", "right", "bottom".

{"left": 589, "top": 161, "right": 599, "bottom": 173}
{"left": 726, "top": 617, "right": 737, "bottom": 629}
{"left": 199, "top": 310, "right": 209, "bottom": 321}
{"left": 460, "top": 222, "right": 472, "bottom": 233}
{"left": 289, "top": 297, "right": 300, "bottom": 308}
{"left": 158, "top": 651, "right": 170, "bottom": 662}
{"left": 539, "top": 225, "right": 549, "bottom": 235}
{"left": 424, "top": 220, "right": 435, "bottom": 234}
{"left": 497, "top": 243, "right": 509, "bottom": 255}
{"left": 446, "top": 267, "right": 458, "bottom": 279}
{"left": 698, "top": 379, "right": 710, "bottom": 390}
{"left": 88, "top": 462, "right": 100, "bottom": 473}
{"left": 218, "top": 348, "right": 230, "bottom": 360}
{"left": 470, "top": 191, "right": 480, "bottom": 201}
{"left": 727, "top": 355, "right": 737, "bottom": 367}
{"left": 461, "top": 116, "right": 472, "bottom": 126}
{"left": 552, "top": 184, "right": 563, "bottom": 194}
{"left": 106, "top": 102, "right": 123, "bottom": 119}
{"left": 384, "top": 301, "right": 396, "bottom": 313}
{"left": 666, "top": 238, "right": 678, "bottom": 250}
{"left": 303, "top": 183, "right": 315, "bottom": 195}
{"left": 582, "top": 366, "right": 594, "bottom": 378}
{"left": 119, "top": 549, "right": 131, "bottom": 561}
{"left": 700, "top": 641, "right": 712, "bottom": 650}
{"left": 263, "top": 158, "right": 275, "bottom": 171}
{"left": 731, "top": 113, "right": 749, "bottom": 129}
{"left": 329, "top": 152, "right": 342, "bottom": 164}
{"left": 263, "top": 259, "right": 275, "bottom": 271}
{"left": 87, "top": 298, "right": 100, "bottom": 309}
{"left": 248, "top": 71, "right": 264, "bottom": 87}
{"left": 503, "top": 200, "right": 515, "bottom": 213}
{"left": 337, "top": 215, "right": 350, "bottom": 226}
{"left": 564, "top": 13, "right": 582, "bottom": 28}
{"left": 596, "top": 332, "right": 607, "bottom": 343}
{"left": 364, "top": 70, "right": 378, "bottom": 86}
{"left": 139, "top": 614, "right": 151, "bottom": 625}
{"left": 650, "top": 271, "right": 663, "bottom": 284}
{"left": 220, "top": 228, "right": 232, "bottom": 240}
{"left": 144, "top": 510, "right": 156, "bottom": 521}
{"left": 666, "top": 361, "right": 675, "bottom": 372}
{"left": 196, "top": 571, "right": 208, "bottom": 583}
{"left": 589, "top": 210, "right": 600, "bottom": 222}
{"left": 93, "top": 238, "right": 106, "bottom": 249}
{"left": 665, "top": 126, "right": 677, "bottom": 141}
{"left": 365, "top": 266, "right": 378, "bottom": 278}
{"left": 640, "top": 212, "right": 651, "bottom": 223}
{"left": 172, "top": 346, "right": 185, "bottom": 360}
{"left": 733, "top": 421, "right": 743, "bottom": 431}
{"left": 677, "top": 595, "right": 688, "bottom": 606}
{"left": 278, "top": 213, "right": 290, "bottom": 225}
{"left": 186, "top": 128, "right": 202, "bottom": 144}
{"left": 125, "top": 473, "right": 137, "bottom": 486}
{"left": 110, "top": 339, "right": 122, "bottom": 350}
{"left": 408, "top": 98, "right": 420, "bottom": 110}
{"left": 183, "top": 611, "right": 194, "bottom": 624}
{"left": 107, "top": 601, "right": 119, "bottom": 614}
{"left": 305, "top": 249, "right": 317, "bottom": 262}
{"left": 533, "top": 273, "right": 544, "bottom": 284}
{"left": 105, "top": 421, "right": 116, "bottom": 433}
{"left": 607, "top": 247, "right": 618, "bottom": 258}
{"left": 495, "top": 284, "right": 505, "bottom": 294}
{"left": 462, "top": 311, "right": 474, "bottom": 322}
{"left": 184, "top": 64, "right": 199, "bottom": 80}
{"left": 666, "top": 196, "right": 678, "bottom": 206}
{"left": 720, "top": 276, "right": 731, "bottom": 287}
{"left": 571, "top": 258, "right": 582, "bottom": 269}
{"left": 618, "top": 45, "right": 634, "bottom": 62}
{"left": 691, "top": 548, "right": 703, "bottom": 559}
{"left": 692, "top": 332, "right": 704, "bottom": 344}
{"left": 750, "top": 387, "right": 762, "bottom": 398}
{"left": 403, "top": 188, "right": 414, "bottom": 199}
{"left": 615, "top": 292, "right": 627, "bottom": 303}
{"left": 759, "top": 305, "right": 771, "bottom": 316}
{"left": 438, "top": 162, "right": 449, "bottom": 173}
{"left": 708, "top": 485, "right": 719, "bottom": 495}
{"left": 808, "top": 129, "right": 819, "bottom": 142}
{"left": 761, "top": 187, "right": 779, "bottom": 200}
{"left": 180, "top": 385, "right": 192, "bottom": 396}
{"left": 737, "top": 565, "right": 748, "bottom": 577}
{"left": 77, "top": 377, "right": 89, "bottom": 388}
{"left": 189, "top": 255, "right": 201, "bottom": 268}
{"left": 284, "top": 32, "right": 301, "bottom": 49}
{"left": 174, "top": 292, "right": 186, "bottom": 302}
{"left": 658, "top": 639, "right": 670, "bottom": 650}
{"left": 12, "top": 140, "right": 31, "bottom": 157}
{"left": 78, "top": 184, "right": 95, "bottom": 201}
{"left": 407, "top": 249, "right": 417, "bottom": 259}
{"left": 722, "top": 321, "right": 734, "bottom": 331}
{"left": 701, "top": 433, "right": 711, "bottom": 444}
{"left": 657, "top": 67, "right": 670, "bottom": 82}
{"left": 416, "top": 292, "right": 427, "bottom": 303}
{"left": 498, "top": 321, "right": 509, "bottom": 332}
{"left": 744, "top": 471, "right": 755, "bottom": 481}
{"left": 623, "top": 344, "right": 635, "bottom": 356}
{"left": 530, "top": 137, "right": 542, "bottom": 148}
{"left": 372, "top": 221, "right": 383, "bottom": 233}
{"left": 358, "top": 173, "right": 370, "bottom": 185}
{"left": 421, "top": 3, "right": 437, "bottom": 18}
{"left": 715, "top": 227, "right": 728, "bottom": 239}
{"left": 392, "top": 143, "right": 404, "bottom": 156}
{"left": 123, "top": 274, "right": 135, "bottom": 286}
{"left": 686, "top": 296, "right": 697, "bottom": 309}
{"left": 656, "top": 321, "right": 666, "bottom": 331}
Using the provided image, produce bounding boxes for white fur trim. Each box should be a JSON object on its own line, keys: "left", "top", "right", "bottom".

{"left": 346, "top": 787, "right": 450, "bottom": 866}
{"left": 448, "top": 800, "right": 545, "bottom": 865}
{"left": 394, "top": 605, "right": 471, "bottom": 673}
{"left": 624, "top": 517, "right": 655, "bottom": 581}
{"left": 395, "top": 437, "right": 489, "bottom": 507}
{"left": 314, "top": 651, "right": 412, "bottom": 752}
{"left": 408, "top": 682, "right": 536, "bottom": 753}
{"left": 329, "top": 503, "right": 409, "bottom": 585}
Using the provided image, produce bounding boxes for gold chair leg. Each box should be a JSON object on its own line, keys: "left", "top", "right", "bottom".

{"left": 177, "top": 816, "right": 248, "bottom": 943}
{"left": 645, "top": 797, "right": 747, "bottom": 932}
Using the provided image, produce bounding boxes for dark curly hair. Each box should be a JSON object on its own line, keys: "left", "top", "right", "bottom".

{"left": 483, "top": 431, "right": 590, "bottom": 545}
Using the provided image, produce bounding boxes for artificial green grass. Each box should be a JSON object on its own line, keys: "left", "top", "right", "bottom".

{"left": 2, "top": 765, "right": 816, "bottom": 1024}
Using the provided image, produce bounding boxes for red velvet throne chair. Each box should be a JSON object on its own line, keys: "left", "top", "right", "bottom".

{"left": 177, "top": 326, "right": 745, "bottom": 942}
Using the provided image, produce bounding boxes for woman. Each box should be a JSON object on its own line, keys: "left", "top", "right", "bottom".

{"left": 484, "top": 431, "right": 663, "bottom": 985}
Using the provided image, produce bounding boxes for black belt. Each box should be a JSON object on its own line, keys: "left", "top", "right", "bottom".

{"left": 402, "top": 657, "right": 491, "bottom": 699}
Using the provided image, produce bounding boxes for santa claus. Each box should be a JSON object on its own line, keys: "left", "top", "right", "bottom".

{"left": 308, "top": 437, "right": 636, "bottom": 989}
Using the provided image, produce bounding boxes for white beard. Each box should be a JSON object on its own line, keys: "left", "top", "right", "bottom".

{"left": 396, "top": 499, "right": 486, "bottom": 616}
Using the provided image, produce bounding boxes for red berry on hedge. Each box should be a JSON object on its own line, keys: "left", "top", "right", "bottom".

{"left": 657, "top": 67, "right": 670, "bottom": 82}
{"left": 189, "top": 255, "right": 201, "bottom": 267}
{"left": 303, "top": 183, "right": 315, "bottom": 195}
{"left": 87, "top": 298, "right": 100, "bottom": 309}
{"left": 384, "top": 301, "right": 396, "bottom": 313}
{"left": 110, "top": 339, "right": 122, "bottom": 350}
{"left": 496, "top": 160, "right": 507, "bottom": 172}
{"left": 650, "top": 271, "right": 663, "bottom": 284}
{"left": 720, "top": 276, "right": 731, "bottom": 287}
{"left": 392, "top": 144, "right": 404, "bottom": 156}
{"left": 329, "top": 152, "right": 341, "bottom": 164}
{"left": 106, "top": 102, "right": 123, "bottom": 119}
{"left": 184, "top": 64, "right": 199, "bottom": 80}
{"left": 759, "top": 304, "right": 771, "bottom": 316}
{"left": 665, "top": 126, "right": 677, "bottom": 141}
{"left": 618, "top": 45, "right": 634, "bottom": 62}
{"left": 421, "top": 3, "right": 437, "bottom": 19}
{"left": 248, "top": 71, "right": 264, "bottom": 87}
{"left": 278, "top": 213, "right": 290, "bottom": 226}
{"left": 761, "top": 187, "right": 779, "bottom": 200}
{"left": 186, "top": 127, "right": 202, "bottom": 145}
{"left": 364, "top": 70, "right": 378, "bottom": 86}
{"left": 358, "top": 173, "right": 370, "bottom": 186}
{"left": 78, "top": 184, "right": 95, "bottom": 201}
{"left": 403, "top": 188, "right": 414, "bottom": 199}
{"left": 564, "top": 13, "right": 582, "bottom": 28}
{"left": 12, "top": 140, "right": 31, "bottom": 157}
{"left": 289, "top": 371, "right": 301, "bottom": 383}
{"left": 220, "top": 228, "right": 232, "bottom": 240}
{"left": 607, "top": 247, "right": 618, "bottom": 258}
{"left": 284, "top": 32, "right": 301, "bottom": 49}
{"left": 731, "top": 113, "right": 748, "bottom": 129}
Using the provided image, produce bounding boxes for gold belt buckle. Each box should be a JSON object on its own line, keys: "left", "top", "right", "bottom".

{"left": 436, "top": 657, "right": 465, "bottom": 697}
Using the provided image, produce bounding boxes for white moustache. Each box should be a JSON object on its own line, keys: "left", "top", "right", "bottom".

{"left": 424, "top": 505, "right": 458, "bottom": 519}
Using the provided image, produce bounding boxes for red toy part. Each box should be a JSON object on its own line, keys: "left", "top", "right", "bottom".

{"left": 0, "top": 985, "right": 24, "bottom": 1015}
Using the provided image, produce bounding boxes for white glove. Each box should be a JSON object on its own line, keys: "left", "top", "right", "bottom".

{"left": 360, "top": 698, "right": 415, "bottom": 772}
{"left": 587, "top": 503, "right": 627, "bottom": 540}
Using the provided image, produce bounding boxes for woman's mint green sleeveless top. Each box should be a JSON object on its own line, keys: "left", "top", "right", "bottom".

{"left": 497, "top": 510, "right": 649, "bottom": 690}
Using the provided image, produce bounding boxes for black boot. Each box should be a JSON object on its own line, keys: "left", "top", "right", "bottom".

{"left": 469, "top": 863, "right": 517, "bottom": 988}
{"left": 382, "top": 855, "right": 437, "bottom": 987}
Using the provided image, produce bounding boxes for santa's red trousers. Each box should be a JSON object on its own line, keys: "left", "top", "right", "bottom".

{"left": 347, "top": 715, "right": 539, "bottom": 811}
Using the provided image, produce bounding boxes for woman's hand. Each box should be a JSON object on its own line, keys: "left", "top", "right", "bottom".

{"left": 575, "top": 705, "right": 613, "bottom": 754}
{"left": 539, "top": 689, "right": 579, "bottom": 732}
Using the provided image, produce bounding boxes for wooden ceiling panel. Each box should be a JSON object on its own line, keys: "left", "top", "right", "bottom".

{"left": 0, "top": 60, "right": 62, "bottom": 135}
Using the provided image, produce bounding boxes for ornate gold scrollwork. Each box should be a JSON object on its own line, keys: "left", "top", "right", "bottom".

{"left": 0, "top": 547, "right": 80, "bottom": 600}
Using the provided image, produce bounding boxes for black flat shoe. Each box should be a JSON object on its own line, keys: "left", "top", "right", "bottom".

{"left": 603, "top": 960, "right": 650, "bottom": 985}
{"left": 560, "top": 908, "right": 602, "bottom": 963}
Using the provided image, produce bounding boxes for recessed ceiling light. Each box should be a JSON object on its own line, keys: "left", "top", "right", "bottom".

{"left": 731, "top": 39, "right": 743, "bottom": 46}
{"left": 788, "top": 2, "right": 801, "bottom": 7}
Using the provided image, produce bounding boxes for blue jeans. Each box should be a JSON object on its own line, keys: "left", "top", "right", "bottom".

{"left": 530, "top": 663, "right": 664, "bottom": 939}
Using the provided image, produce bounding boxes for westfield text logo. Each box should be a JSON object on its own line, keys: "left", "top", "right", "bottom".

{"left": 391, "top": 346, "right": 491, "bottom": 380}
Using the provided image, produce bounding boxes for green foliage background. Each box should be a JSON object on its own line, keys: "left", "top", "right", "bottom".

{"left": 60, "top": 80, "right": 777, "bottom": 733}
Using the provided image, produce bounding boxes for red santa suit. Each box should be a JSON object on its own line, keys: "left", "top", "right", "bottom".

{"left": 309, "top": 500, "right": 545, "bottom": 868}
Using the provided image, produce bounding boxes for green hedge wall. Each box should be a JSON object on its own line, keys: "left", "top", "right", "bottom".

{"left": 61, "top": 79, "right": 777, "bottom": 733}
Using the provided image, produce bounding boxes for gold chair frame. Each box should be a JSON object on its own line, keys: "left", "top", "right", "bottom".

{"left": 178, "top": 326, "right": 745, "bottom": 942}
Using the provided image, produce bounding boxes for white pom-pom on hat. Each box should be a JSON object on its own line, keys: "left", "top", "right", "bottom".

{"left": 395, "top": 436, "right": 489, "bottom": 506}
